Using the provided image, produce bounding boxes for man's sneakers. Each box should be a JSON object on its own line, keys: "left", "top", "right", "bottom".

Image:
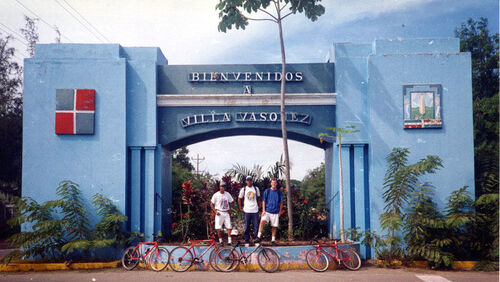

{"left": 254, "top": 237, "right": 262, "bottom": 243}
{"left": 271, "top": 240, "right": 277, "bottom": 246}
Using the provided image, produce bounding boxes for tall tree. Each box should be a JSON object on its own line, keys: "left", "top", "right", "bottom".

{"left": 0, "top": 33, "right": 23, "bottom": 196}
{"left": 216, "top": 0, "right": 325, "bottom": 240}
{"left": 319, "top": 125, "right": 359, "bottom": 242}
{"left": 455, "top": 17, "right": 499, "bottom": 197}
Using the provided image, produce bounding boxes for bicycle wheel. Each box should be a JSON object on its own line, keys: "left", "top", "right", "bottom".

{"left": 121, "top": 246, "right": 139, "bottom": 270}
{"left": 340, "top": 248, "right": 361, "bottom": 271}
{"left": 257, "top": 247, "right": 280, "bottom": 273}
{"left": 147, "top": 247, "right": 170, "bottom": 272}
{"left": 209, "top": 248, "right": 220, "bottom": 271}
{"left": 306, "top": 248, "right": 330, "bottom": 272}
{"left": 214, "top": 247, "right": 240, "bottom": 272}
{"left": 169, "top": 246, "right": 194, "bottom": 272}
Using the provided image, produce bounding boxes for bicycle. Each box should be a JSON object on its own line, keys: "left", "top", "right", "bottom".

{"left": 305, "top": 235, "right": 361, "bottom": 271}
{"left": 214, "top": 240, "right": 280, "bottom": 273}
{"left": 121, "top": 234, "right": 170, "bottom": 272}
{"left": 168, "top": 232, "right": 223, "bottom": 272}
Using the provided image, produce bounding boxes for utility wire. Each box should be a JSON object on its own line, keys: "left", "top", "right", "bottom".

{"left": 0, "top": 26, "right": 29, "bottom": 48}
{"left": 53, "top": 0, "right": 105, "bottom": 43}
{"left": 0, "top": 22, "right": 29, "bottom": 43}
{"left": 61, "top": 0, "right": 111, "bottom": 43}
{"left": 14, "top": 0, "right": 73, "bottom": 43}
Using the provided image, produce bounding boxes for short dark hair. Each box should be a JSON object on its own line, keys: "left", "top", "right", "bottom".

{"left": 271, "top": 178, "right": 278, "bottom": 182}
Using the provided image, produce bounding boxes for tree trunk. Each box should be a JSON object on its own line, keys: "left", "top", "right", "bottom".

{"left": 276, "top": 3, "right": 293, "bottom": 240}
{"left": 338, "top": 135, "right": 345, "bottom": 242}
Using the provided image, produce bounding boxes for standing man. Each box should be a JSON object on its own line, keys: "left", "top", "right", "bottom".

{"left": 238, "top": 176, "right": 261, "bottom": 246}
{"left": 211, "top": 182, "right": 234, "bottom": 245}
{"left": 255, "top": 178, "right": 283, "bottom": 245}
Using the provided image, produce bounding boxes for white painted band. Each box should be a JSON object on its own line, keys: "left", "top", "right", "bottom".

{"left": 156, "top": 93, "right": 337, "bottom": 107}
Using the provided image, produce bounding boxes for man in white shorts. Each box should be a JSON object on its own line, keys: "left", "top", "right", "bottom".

{"left": 210, "top": 182, "right": 234, "bottom": 245}
{"left": 255, "top": 178, "right": 283, "bottom": 245}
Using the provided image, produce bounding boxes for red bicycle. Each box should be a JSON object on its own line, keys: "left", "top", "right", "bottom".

{"left": 121, "top": 234, "right": 170, "bottom": 271}
{"left": 168, "top": 232, "right": 222, "bottom": 272}
{"left": 306, "top": 236, "right": 361, "bottom": 271}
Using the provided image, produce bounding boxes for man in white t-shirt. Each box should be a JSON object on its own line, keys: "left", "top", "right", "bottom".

{"left": 211, "top": 182, "right": 234, "bottom": 245}
{"left": 238, "top": 176, "right": 261, "bottom": 245}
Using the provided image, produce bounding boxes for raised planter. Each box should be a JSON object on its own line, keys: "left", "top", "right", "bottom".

{"left": 371, "top": 259, "right": 479, "bottom": 270}
{"left": 0, "top": 261, "right": 120, "bottom": 272}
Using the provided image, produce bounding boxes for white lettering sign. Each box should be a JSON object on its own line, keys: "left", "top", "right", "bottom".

{"left": 189, "top": 71, "right": 304, "bottom": 82}
{"left": 180, "top": 112, "right": 311, "bottom": 128}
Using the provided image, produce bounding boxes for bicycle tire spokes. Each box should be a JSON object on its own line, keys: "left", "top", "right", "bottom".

{"left": 148, "top": 247, "right": 170, "bottom": 272}
{"left": 257, "top": 248, "right": 280, "bottom": 273}
{"left": 215, "top": 247, "right": 240, "bottom": 272}
{"left": 169, "top": 246, "right": 194, "bottom": 272}
{"left": 305, "top": 248, "right": 329, "bottom": 272}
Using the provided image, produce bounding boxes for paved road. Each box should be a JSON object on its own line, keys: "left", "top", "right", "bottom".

{"left": 1, "top": 267, "right": 498, "bottom": 282}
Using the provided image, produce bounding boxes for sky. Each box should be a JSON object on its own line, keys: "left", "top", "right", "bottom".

{"left": 0, "top": 0, "right": 498, "bottom": 180}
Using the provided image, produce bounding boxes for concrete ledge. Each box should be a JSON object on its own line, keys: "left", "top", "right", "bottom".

{"left": 0, "top": 261, "right": 120, "bottom": 272}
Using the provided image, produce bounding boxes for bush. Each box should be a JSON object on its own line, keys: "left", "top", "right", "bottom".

{"left": 3, "top": 180, "right": 129, "bottom": 263}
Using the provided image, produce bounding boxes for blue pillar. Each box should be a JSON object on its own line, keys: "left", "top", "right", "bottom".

{"left": 130, "top": 146, "right": 142, "bottom": 233}
{"left": 341, "top": 145, "right": 352, "bottom": 236}
{"left": 332, "top": 144, "right": 340, "bottom": 238}
{"left": 324, "top": 144, "right": 334, "bottom": 238}
{"left": 144, "top": 146, "right": 156, "bottom": 241}
{"left": 162, "top": 147, "right": 173, "bottom": 238}
{"left": 154, "top": 144, "right": 162, "bottom": 236}
{"left": 354, "top": 144, "right": 367, "bottom": 256}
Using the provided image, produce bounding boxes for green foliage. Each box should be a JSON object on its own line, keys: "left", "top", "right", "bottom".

{"left": 299, "top": 163, "right": 325, "bottom": 210}
{"left": 380, "top": 147, "right": 442, "bottom": 262}
{"left": 56, "top": 180, "right": 90, "bottom": 241}
{"left": 216, "top": 0, "right": 325, "bottom": 32}
{"left": 3, "top": 181, "right": 129, "bottom": 263}
{"left": 0, "top": 32, "right": 23, "bottom": 199}
{"left": 455, "top": 17, "right": 499, "bottom": 199}
{"left": 404, "top": 183, "right": 453, "bottom": 268}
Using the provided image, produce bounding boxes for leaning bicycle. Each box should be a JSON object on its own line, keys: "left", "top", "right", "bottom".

{"left": 121, "top": 234, "right": 170, "bottom": 272}
{"left": 168, "top": 232, "right": 222, "bottom": 272}
{"left": 214, "top": 240, "right": 280, "bottom": 273}
{"left": 305, "top": 236, "right": 361, "bottom": 271}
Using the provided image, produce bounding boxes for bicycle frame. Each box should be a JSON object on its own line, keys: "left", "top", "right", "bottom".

{"left": 180, "top": 238, "right": 219, "bottom": 262}
{"left": 232, "top": 242, "right": 264, "bottom": 263}
{"left": 315, "top": 244, "right": 351, "bottom": 263}
{"left": 130, "top": 241, "right": 159, "bottom": 262}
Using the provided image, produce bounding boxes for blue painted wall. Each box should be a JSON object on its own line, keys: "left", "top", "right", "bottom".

{"left": 23, "top": 44, "right": 128, "bottom": 225}
{"left": 328, "top": 38, "right": 474, "bottom": 258}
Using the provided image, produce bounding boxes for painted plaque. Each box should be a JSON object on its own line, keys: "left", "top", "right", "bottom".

{"left": 403, "top": 84, "right": 442, "bottom": 129}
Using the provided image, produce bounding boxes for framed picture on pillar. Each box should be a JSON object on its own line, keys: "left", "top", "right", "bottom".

{"left": 403, "top": 84, "right": 442, "bottom": 129}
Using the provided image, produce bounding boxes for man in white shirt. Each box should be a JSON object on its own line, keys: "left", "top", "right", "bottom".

{"left": 238, "top": 176, "right": 261, "bottom": 245}
{"left": 211, "top": 182, "right": 234, "bottom": 245}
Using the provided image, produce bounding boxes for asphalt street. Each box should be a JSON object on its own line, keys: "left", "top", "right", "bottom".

{"left": 1, "top": 267, "right": 498, "bottom": 282}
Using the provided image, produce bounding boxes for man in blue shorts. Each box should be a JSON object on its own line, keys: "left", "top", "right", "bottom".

{"left": 254, "top": 178, "right": 283, "bottom": 245}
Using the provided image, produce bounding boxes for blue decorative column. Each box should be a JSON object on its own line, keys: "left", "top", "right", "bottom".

{"left": 353, "top": 144, "right": 368, "bottom": 257}
{"left": 324, "top": 144, "right": 334, "bottom": 238}
{"left": 161, "top": 146, "right": 173, "bottom": 237}
{"left": 130, "top": 146, "right": 142, "bottom": 233}
{"left": 154, "top": 144, "right": 163, "bottom": 236}
{"left": 144, "top": 146, "right": 156, "bottom": 241}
